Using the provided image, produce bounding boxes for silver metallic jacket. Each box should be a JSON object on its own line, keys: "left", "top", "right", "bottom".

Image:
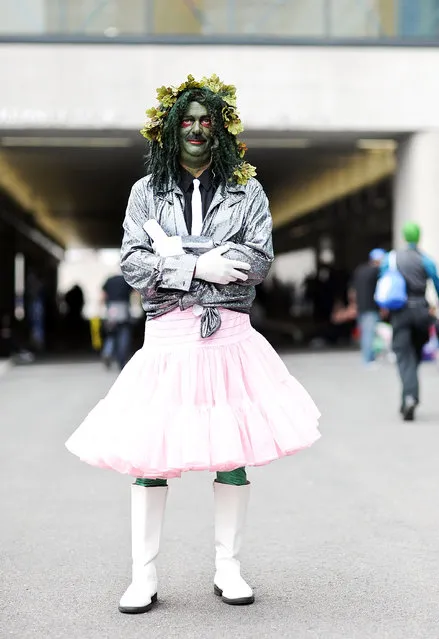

{"left": 120, "top": 175, "right": 274, "bottom": 337}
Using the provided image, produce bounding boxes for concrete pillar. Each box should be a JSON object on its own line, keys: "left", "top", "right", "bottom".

{"left": 394, "top": 131, "right": 439, "bottom": 305}
{"left": 394, "top": 132, "right": 439, "bottom": 261}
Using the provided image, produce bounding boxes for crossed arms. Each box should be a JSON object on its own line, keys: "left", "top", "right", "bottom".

{"left": 120, "top": 179, "right": 274, "bottom": 306}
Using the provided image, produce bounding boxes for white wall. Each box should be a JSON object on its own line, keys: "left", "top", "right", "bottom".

{"left": 1, "top": 44, "right": 439, "bottom": 133}
{"left": 394, "top": 132, "right": 439, "bottom": 259}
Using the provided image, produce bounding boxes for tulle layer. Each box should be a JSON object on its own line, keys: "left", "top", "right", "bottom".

{"left": 65, "top": 309, "right": 321, "bottom": 478}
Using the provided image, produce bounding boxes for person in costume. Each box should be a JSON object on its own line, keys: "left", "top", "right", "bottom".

{"left": 66, "top": 74, "right": 321, "bottom": 613}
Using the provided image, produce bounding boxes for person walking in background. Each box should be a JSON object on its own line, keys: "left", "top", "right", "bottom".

{"left": 381, "top": 222, "right": 439, "bottom": 421}
{"left": 101, "top": 271, "right": 133, "bottom": 370}
{"left": 64, "top": 284, "right": 85, "bottom": 322}
{"left": 351, "top": 248, "right": 386, "bottom": 367}
{"left": 27, "top": 272, "right": 47, "bottom": 353}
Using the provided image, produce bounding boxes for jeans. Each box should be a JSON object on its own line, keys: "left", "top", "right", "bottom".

{"left": 358, "top": 311, "right": 379, "bottom": 363}
{"left": 102, "top": 323, "right": 132, "bottom": 370}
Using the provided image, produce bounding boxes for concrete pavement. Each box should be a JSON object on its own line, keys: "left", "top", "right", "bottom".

{"left": 1, "top": 353, "right": 439, "bottom": 639}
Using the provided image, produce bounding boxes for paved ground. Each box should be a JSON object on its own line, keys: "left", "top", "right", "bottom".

{"left": 2, "top": 352, "right": 439, "bottom": 639}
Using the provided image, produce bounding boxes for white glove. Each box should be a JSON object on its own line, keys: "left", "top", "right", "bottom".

{"left": 143, "top": 220, "right": 184, "bottom": 257}
{"left": 195, "top": 245, "right": 250, "bottom": 285}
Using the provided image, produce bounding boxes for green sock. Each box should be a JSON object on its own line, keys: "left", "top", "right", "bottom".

{"left": 134, "top": 469, "right": 248, "bottom": 488}
{"left": 134, "top": 478, "right": 168, "bottom": 488}
{"left": 215, "top": 467, "right": 247, "bottom": 486}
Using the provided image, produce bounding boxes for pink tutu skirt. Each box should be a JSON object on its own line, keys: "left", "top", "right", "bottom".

{"left": 65, "top": 308, "right": 320, "bottom": 478}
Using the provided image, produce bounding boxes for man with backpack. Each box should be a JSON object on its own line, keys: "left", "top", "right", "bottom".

{"left": 378, "top": 222, "right": 439, "bottom": 421}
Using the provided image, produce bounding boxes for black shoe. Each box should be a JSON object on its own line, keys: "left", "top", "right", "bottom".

{"left": 402, "top": 396, "right": 416, "bottom": 421}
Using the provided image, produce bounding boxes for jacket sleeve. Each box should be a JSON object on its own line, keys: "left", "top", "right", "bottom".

{"left": 219, "top": 185, "right": 273, "bottom": 286}
{"left": 184, "top": 184, "right": 273, "bottom": 285}
{"left": 422, "top": 254, "right": 439, "bottom": 297}
{"left": 181, "top": 235, "right": 216, "bottom": 255}
{"left": 182, "top": 183, "right": 273, "bottom": 281}
{"left": 194, "top": 183, "right": 274, "bottom": 306}
{"left": 120, "top": 181, "right": 198, "bottom": 297}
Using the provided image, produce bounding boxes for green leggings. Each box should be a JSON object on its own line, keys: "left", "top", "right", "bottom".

{"left": 134, "top": 467, "right": 247, "bottom": 487}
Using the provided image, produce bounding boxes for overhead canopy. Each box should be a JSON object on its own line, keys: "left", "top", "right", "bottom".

{"left": 0, "top": 131, "right": 396, "bottom": 248}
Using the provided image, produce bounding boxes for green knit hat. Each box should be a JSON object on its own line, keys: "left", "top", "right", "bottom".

{"left": 403, "top": 222, "right": 421, "bottom": 244}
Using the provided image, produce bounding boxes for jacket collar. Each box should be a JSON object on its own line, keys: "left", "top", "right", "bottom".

{"left": 157, "top": 178, "right": 245, "bottom": 205}
{"left": 206, "top": 182, "right": 245, "bottom": 215}
{"left": 179, "top": 167, "right": 213, "bottom": 193}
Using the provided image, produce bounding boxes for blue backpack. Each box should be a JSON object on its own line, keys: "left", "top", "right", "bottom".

{"left": 374, "top": 251, "right": 407, "bottom": 310}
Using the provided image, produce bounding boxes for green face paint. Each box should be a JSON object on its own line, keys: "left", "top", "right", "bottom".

{"left": 178, "top": 101, "right": 213, "bottom": 170}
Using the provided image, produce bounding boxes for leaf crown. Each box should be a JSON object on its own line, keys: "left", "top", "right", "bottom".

{"left": 140, "top": 74, "right": 256, "bottom": 185}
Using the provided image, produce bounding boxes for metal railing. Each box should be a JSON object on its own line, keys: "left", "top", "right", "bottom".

{"left": 1, "top": 0, "right": 439, "bottom": 43}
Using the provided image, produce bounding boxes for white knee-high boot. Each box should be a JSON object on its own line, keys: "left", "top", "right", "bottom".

{"left": 213, "top": 482, "right": 254, "bottom": 605}
{"left": 119, "top": 484, "right": 168, "bottom": 614}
